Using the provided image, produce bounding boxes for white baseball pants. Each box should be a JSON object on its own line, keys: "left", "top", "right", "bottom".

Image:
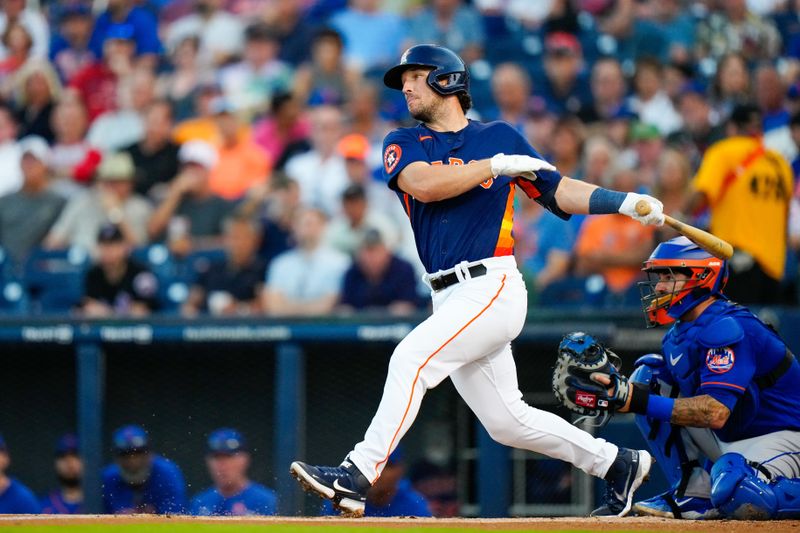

{"left": 348, "top": 255, "right": 619, "bottom": 484}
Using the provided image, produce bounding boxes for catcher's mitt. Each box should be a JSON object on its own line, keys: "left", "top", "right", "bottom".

{"left": 552, "top": 332, "right": 629, "bottom": 427}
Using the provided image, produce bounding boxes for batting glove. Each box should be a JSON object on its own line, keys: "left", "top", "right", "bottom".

{"left": 490, "top": 153, "right": 556, "bottom": 180}
{"left": 619, "top": 193, "right": 665, "bottom": 226}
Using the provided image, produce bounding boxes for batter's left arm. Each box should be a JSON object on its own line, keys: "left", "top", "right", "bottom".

{"left": 552, "top": 177, "right": 598, "bottom": 215}
{"left": 553, "top": 176, "right": 664, "bottom": 225}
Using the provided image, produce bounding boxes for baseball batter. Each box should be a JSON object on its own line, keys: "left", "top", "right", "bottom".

{"left": 290, "top": 44, "right": 664, "bottom": 517}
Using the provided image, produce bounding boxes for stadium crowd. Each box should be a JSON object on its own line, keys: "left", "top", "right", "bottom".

{"left": 0, "top": 0, "right": 797, "bottom": 316}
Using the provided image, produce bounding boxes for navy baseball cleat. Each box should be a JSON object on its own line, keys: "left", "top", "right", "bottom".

{"left": 590, "top": 448, "right": 653, "bottom": 517}
{"left": 290, "top": 458, "right": 371, "bottom": 516}
{"left": 634, "top": 491, "right": 720, "bottom": 520}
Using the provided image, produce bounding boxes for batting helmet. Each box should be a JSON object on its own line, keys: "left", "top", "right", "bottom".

{"left": 383, "top": 44, "right": 469, "bottom": 96}
{"left": 638, "top": 236, "right": 729, "bottom": 327}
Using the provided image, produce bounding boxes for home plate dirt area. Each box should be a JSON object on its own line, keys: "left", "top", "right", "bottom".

{"left": 1, "top": 515, "right": 800, "bottom": 532}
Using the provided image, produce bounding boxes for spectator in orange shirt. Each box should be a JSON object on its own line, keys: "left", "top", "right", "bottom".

{"left": 574, "top": 166, "right": 656, "bottom": 300}
{"left": 208, "top": 98, "right": 271, "bottom": 201}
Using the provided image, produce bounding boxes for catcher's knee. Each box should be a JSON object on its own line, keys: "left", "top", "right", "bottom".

{"left": 710, "top": 453, "right": 777, "bottom": 519}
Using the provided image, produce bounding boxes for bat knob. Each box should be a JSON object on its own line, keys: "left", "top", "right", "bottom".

{"left": 635, "top": 199, "right": 652, "bottom": 216}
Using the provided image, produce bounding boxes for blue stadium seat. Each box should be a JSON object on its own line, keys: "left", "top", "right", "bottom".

{"left": 537, "top": 275, "right": 608, "bottom": 308}
{"left": 23, "top": 247, "right": 90, "bottom": 314}
{"left": 0, "top": 280, "right": 28, "bottom": 314}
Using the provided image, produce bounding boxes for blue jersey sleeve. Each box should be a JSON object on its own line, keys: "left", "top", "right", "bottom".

{"left": 248, "top": 485, "right": 278, "bottom": 515}
{"left": 698, "top": 341, "right": 755, "bottom": 411}
{"left": 382, "top": 128, "right": 430, "bottom": 192}
{"left": 152, "top": 457, "right": 188, "bottom": 514}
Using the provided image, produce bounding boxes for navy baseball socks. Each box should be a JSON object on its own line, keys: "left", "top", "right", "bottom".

{"left": 591, "top": 448, "right": 654, "bottom": 517}
{"left": 290, "top": 457, "right": 371, "bottom": 516}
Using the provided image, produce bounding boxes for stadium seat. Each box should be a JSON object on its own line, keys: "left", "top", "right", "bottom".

{"left": 0, "top": 280, "right": 28, "bottom": 314}
{"left": 537, "top": 275, "right": 608, "bottom": 308}
{"left": 23, "top": 247, "right": 90, "bottom": 314}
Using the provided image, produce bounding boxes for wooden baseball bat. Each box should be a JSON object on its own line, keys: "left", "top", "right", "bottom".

{"left": 635, "top": 200, "right": 734, "bottom": 260}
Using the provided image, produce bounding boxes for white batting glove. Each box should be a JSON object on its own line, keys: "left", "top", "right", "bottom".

{"left": 490, "top": 153, "right": 556, "bottom": 181}
{"left": 619, "top": 193, "right": 665, "bottom": 226}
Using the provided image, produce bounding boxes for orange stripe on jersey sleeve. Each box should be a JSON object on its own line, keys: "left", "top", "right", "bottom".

{"left": 403, "top": 193, "right": 411, "bottom": 218}
{"left": 701, "top": 381, "right": 746, "bottom": 391}
{"left": 493, "top": 182, "right": 516, "bottom": 257}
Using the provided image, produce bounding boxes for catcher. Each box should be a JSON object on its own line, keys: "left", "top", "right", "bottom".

{"left": 553, "top": 236, "right": 800, "bottom": 520}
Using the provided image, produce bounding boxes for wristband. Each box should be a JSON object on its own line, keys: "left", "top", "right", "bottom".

{"left": 589, "top": 188, "right": 627, "bottom": 214}
{"left": 626, "top": 382, "right": 650, "bottom": 415}
{"left": 645, "top": 394, "right": 675, "bottom": 422}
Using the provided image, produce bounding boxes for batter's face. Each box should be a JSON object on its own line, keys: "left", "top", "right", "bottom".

{"left": 401, "top": 68, "right": 442, "bottom": 123}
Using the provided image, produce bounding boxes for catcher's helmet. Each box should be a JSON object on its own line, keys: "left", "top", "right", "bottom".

{"left": 383, "top": 44, "right": 469, "bottom": 96}
{"left": 638, "top": 237, "right": 728, "bottom": 327}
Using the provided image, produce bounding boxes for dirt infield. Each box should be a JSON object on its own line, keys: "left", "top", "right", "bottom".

{"left": 2, "top": 515, "right": 800, "bottom": 532}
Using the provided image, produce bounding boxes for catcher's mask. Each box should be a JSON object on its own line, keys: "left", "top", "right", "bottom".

{"left": 638, "top": 237, "right": 728, "bottom": 328}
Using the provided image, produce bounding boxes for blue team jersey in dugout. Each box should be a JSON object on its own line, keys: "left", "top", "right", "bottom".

{"left": 382, "top": 120, "right": 563, "bottom": 273}
{"left": 190, "top": 482, "right": 277, "bottom": 516}
{"left": 322, "top": 479, "right": 431, "bottom": 517}
{"left": 0, "top": 478, "right": 40, "bottom": 513}
{"left": 662, "top": 299, "right": 800, "bottom": 441}
{"left": 40, "top": 490, "right": 83, "bottom": 514}
{"left": 102, "top": 455, "right": 187, "bottom": 514}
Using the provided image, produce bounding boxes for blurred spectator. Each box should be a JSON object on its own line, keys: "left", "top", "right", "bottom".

{"left": 208, "top": 99, "right": 271, "bottom": 201}
{"left": 550, "top": 115, "right": 585, "bottom": 180}
{"left": 263, "top": 206, "right": 349, "bottom": 317}
{"left": 650, "top": 0, "right": 695, "bottom": 63}
{"left": 322, "top": 448, "right": 430, "bottom": 516}
{"left": 670, "top": 83, "right": 725, "bottom": 163}
{"left": 408, "top": 459, "right": 457, "bottom": 518}
{"left": 791, "top": 111, "right": 800, "bottom": 177}
{"left": 157, "top": 36, "right": 206, "bottom": 122}
{"left": 218, "top": 22, "right": 293, "bottom": 118}
{"left": 537, "top": 32, "right": 591, "bottom": 116}
{"left": 68, "top": 22, "right": 136, "bottom": 123}
{"left": 166, "top": 0, "right": 245, "bottom": 68}
{"left": 182, "top": 216, "right": 266, "bottom": 317}
{"left": 88, "top": 0, "right": 161, "bottom": 65}
{"left": 580, "top": 135, "right": 618, "bottom": 187}
{"left": 0, "top": 102, "right": 21, "bottom": 196}
{"left": 237, "top": 172, "right": 299, "bottom": 263}
{"left": 629, "top": 121, "right": 664, "bottom": 189}
{"left": 49, "top": 3, "right": 95, "bottom": 83}
{"left": 325, "top": 184, "right": 399, "bottom": 256}
{"left": 652, "top": 148, "right": 692, "bottom": 240}
{"left": 252, "top": 92, "right": 311, "bottom": 169}
{"left": 123, "top": 100, "right": 180, "bottom": 199}
{"left": 0, "top": 136, "right": 64, "bottom": 263}
{"left": 330, "top": 0, "right": 407, "bottom": 72}
{"left": 627, "top": 56, "right": 682, "bottom": 136}
{"left": 696, "top": 0, "right": 781, "bottom": 63}
{"left": 595, "top": 0, "right": 668, "bottom": 67}
{"left": 338, "top": 228, "right": 420, "bottom": 316}
{"left": 12, "top": 59, "right": 61, "bottom": 142}
{"left": 662, "top": 61, "right": 693, "bottom": 103}
{"left": 711, "top": 52, "right": 752, "bottom": 120}
{"left": 39, "top": 434, "right": 84, "bottom": 514}
{"left": 347, "top": 81, "right": 393, "bottom": 151}
{"left": 261, "top": 0, "right": 316, "bottom": 67}
{"left": 190, "top": 428, "right": 277, "bottom": 516}
{"left": 285, "top": 105, "right": 349, "bottom": 216}
{"left": 406, "top": 0, "right": 485, "bottom": 65}
{"left": 102, "top": 424, "right": 187, "bottom": 514}
{"left": 172, "top": 81, "right": 229, "bottom": 145}
{"left": 525, "top": 109, "right": 557, "bottom": 157}
{"left": 147, "top": 140, "right": 234, "bottom": 253}
{"left": 48, "top": 94, "right": 92, "bottom": 194}
{"left": 0, "top": 0, "right": 49, "bottom": 61}
{"left": 578, "top": 57, "right": 628, "bottom": 125}
{"left": 337, "top": 133, "right": 399, "bottom": 218}
{"left": 293, "top": 27, "right": 359, "bottom": 107}
{"left": 0, "top": 22, "right": 34, "bottom": 84}
{"left": 755, "top": 63, "right": 798, "bottom": 162}
{"left": 45, "top": 152, "right": 152, "bottom": 255}
{"left": 574, "top": 166, "right": 656, "bottom": 299}
{"left": 486, "top": 62, "right": 531, "bottom": 130}
{"left": 81, "top": 223, "right": 159, "bottom": 318}
{"left": 0, "top": 433, "right": 40, "bottom": 513}
{"left": 688, "top": 103, "right": 793, "bottom": 304}
{"left": 87, "top": 66, "right": 155, "bottom": 152}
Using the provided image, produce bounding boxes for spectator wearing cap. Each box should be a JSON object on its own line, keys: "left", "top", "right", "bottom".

{"left": 68, "top": 22, "right": 137, "bottom": 123}
{"left": 0, "top": 135, "right": 64, "bottom": 262}
{"left": 0, "top": 102, "right": 21, "bottom": 197}
{"left": 322, "top": 448, "right": 430, "bottom": 517}
{"left": 337, "top": 229, "right": 420, "bottom": 316}
{"left": 577, "top": 57, "right": 629, "bottom": 125}
{"left": 49, "top": 2, "right": 96, "bottom": 84}
{"left": 182, "top": 215, "right": 266, "bottom": 317}
{"left": 337, "top": 133, "right": 401, "bottom": 222}
{"left": 629, "top": 121, "right": 664, "bottom": 190}
{"left": 218, "top": 22, "right": 293, "bottom": 119}
{"left": 0, "top": 433, "right": 40, "bottom": 513}
{"left": 166, "top": 0, "right": 245, "bottom": 68}
{"left": 147, "top": 140, "right": 235, "bottom": 255}
{"left": 190, "top": 428, "right": 277, "bottom": 516}
{"left": 627, "top": 56, "right": 683, "bottom": 136}
{"left": 45, "top": 152, "right": 153, "bottom": 256}
{"left": 0, "top": 0, "right": 49, "bottom": 62}
{"left": 252, "top": 92, "right": 311, "bottom": 168}
{"left": 207, "top": 97, "right": 271, "bottom": 201}
{"left": 293, "top": 27, "right": 359, "bottom": 107}
{"left": 123, "top": 100, "right": 181, "bottom": 199}
{"left": 88, "top": 0, "right": 161, "bottom": 66}
{"left": 406, "top": 0, "right": 485, "bottom": 65}
{"left": 81, "top": 223, "right": 159, "bottom": 317}
{"left": 536, "top": 32, "right": 591, "bottom": 117}
{"left": 102, "top": 424, "right": 187, "bottom": 514}
{"left": 40, "top": 434, "right": 84, "bottom": 514}
{"left": 324, "top": 183, "right": 399, "bottom": 257}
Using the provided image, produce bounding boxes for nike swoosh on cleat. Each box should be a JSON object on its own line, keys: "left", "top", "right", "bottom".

{"left": 332, "top": 479, "right": 358, "bottom": 495}
{"left": 674, "top": 497, "right": 695, "bottom": 506}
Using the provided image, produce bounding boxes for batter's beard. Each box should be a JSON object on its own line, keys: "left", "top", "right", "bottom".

{"left": 410, "top": 107, "right": 434, "bottom": 123}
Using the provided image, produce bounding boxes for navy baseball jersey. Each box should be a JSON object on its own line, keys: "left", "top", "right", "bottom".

{"left": 662, "top": 299, "right": 800, "bottom": 441}
{"left": 322, "top": 479, "right": 431, "bottom": 517}
{"left": 190, "top": 482, "right": 277, "bottom": 516}
{"left": 40, "top": 490, "right": 83, "bottom": 514}
{"left": 102, "top": 455, "right": 187, "bottom": 514}
{"left": 382, "top": 120, "right": 564, "bottom": 273}
{"left": 0, "top": 478, "right": 40, "bottom": 513}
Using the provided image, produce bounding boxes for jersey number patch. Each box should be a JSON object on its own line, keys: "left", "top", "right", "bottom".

{"left": 706, "top": 347, "right": 735, "bottom": 374}
{"left": 384, "top": 144, "right": 402, "bottom": 174}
